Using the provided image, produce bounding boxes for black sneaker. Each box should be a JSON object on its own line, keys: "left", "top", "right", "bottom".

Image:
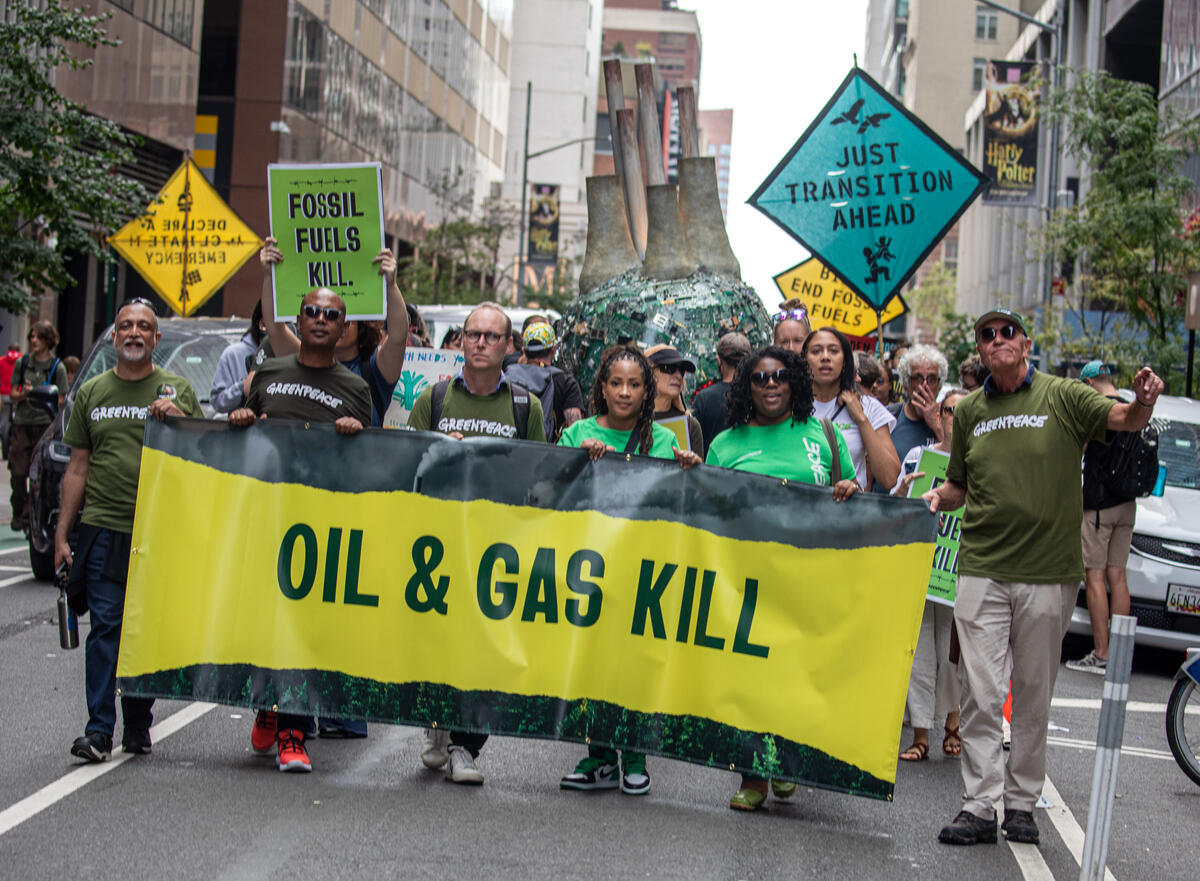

{"left": 938, "top": 810, "right": 998, "bottom": 845}
{"left": 70, "top": 733, "right": 112, "bottom": 764}
{"left": 121, "top": 728, "right": 153, "bottom": 755}
{"left": 1002, "top": 809, "right": 1039, "bottom": 844}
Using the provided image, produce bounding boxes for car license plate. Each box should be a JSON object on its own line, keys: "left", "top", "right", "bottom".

{"left": 1166, "top": 583, "right": 1200, "bottom": 617}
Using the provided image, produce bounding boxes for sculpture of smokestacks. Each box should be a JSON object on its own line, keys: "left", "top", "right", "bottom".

{"left": 556, "top": 61, "right": 770, "bottom": 394}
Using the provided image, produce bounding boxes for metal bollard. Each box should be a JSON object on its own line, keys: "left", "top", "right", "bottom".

{"left": 1079, "top": 614, "right": 1136, "bottom": 881}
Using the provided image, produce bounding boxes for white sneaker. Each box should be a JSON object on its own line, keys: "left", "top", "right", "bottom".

{"left": 420, "top": 727, "right": 450, "bottom": 769}
{"left": 446, "top": 745, "right": 484, "bottom": 785}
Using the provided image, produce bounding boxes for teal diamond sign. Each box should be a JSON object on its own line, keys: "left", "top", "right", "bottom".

{"left": 748, "top": 67, "right": 989, "bottom": 311}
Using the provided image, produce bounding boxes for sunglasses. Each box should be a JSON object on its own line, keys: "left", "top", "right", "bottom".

{"left": 655, "top": 363, "right": 687, "bottom": 375}
{"left": 302, "top": 304, "right": 344, "bottom": 322}
{"left": 977, "top": 324, "right": 1020, "bottom": 343}
{"left": 750, "top": 369, "right": 788, "bottom": 387}
{"left": 772, "top": 308, "right": 808, "bottom": 323}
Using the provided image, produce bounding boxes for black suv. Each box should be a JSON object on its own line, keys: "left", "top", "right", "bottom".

{"left": 26, "top": 317, "right": 247, "bottom": 579}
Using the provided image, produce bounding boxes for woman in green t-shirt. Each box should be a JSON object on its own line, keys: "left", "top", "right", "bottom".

{"left": 705, "top": 345, "right": 860, "bottom": 812}
{"left": 557, "top": 344, "right": 701, "bottom": 796}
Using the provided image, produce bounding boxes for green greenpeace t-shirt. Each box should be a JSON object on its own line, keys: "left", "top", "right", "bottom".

{"left": 246, "top": 354, "right": 371, "bottom": 425}
{"left": 409, "top": 376, "right": 546, "bottom": 441}
{"left": 64, "top": 366, "right": 201, "bottom": 532}
{"left": 558, "top": 416, "right": 678, "bottom": 459}
{"left": 705, "top": 418, "right": 854, "bottom": 486}
{"left": 947, "top": 370, "right": 1114, "bottom": 582}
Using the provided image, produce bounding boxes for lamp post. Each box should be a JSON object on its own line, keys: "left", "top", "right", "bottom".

{"left": 516, "top": 81, "right": 612, "bottom": 305}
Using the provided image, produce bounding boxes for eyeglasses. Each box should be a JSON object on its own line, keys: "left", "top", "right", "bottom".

{"left": 302, "top": 304, "right": 344, "bottom": 322}
{"left": 750, "top": 369, "right": 788, "bottom": 387}
{"left": 909, "top": 373, "right": 941, "bottom": 386}
{"left": 655, "top": 363, "right": 686, "bottom": 375}
{"left": 940, "top": 405, "right": 956, "bottom": 415}
{"left": 772, "top": 308, "right": 808, "bottom": 323}
{"left": 463, "top": 329, "right": 504, "bottom": 345}
{"left": 977, "top": 324, "right": 1020, "bottom": 343}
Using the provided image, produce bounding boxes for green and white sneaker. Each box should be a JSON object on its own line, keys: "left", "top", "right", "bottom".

{"left": 620, "top": 751, "right": 650, "bottom": 796}
{"left": 561, "top": 755, "right": 619, "bottom": 790}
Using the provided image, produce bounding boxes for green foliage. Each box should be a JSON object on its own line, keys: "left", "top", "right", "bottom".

{"left": 906, "top": 261, "right": 957, "bottom": 336}
{"left": 1039, "top": 69, "right": 1200, "bottom": 384}
{"left": 935, "top": 311, "right": 978, "bottom": 368}
{"left": 0, "top": 1, "right": 152, "bottom": 313}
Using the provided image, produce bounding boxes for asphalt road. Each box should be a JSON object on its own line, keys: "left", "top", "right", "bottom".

{"left": 1, "top": 531, "right": 1197, "bottom": 881}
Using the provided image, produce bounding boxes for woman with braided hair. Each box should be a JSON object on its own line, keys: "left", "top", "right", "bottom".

{"left": 706, "top": 345, "right": 859, "bottom": 812}
{"left": 557, "top": 344, "right": 700, "bottom": 796}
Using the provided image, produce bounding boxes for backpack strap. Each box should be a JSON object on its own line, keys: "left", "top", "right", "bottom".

{"left": 48, "top": 358, "right": 61, "bottom": 389}
{"left": 13, "top": 354, "right": 26, "bottom": 390}
{"left": 622, "top": 425, "right": 642, "bottom": 454}
{"left": 508, "top": 381, "right": 530, "bottom": 440}
{"left": 429, "top": 378, "right": 451, "bottom": 431}
{"left": 820, "top": 417, "right": 842, "bottom": 485}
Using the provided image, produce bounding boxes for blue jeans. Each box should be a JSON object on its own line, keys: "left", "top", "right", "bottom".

{"left": 83, "top": 528, "right": 153, "bottom": 738}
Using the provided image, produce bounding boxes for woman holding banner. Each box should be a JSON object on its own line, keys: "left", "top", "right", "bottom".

{"left": 892, "top": 388, "right": 968, "bottom": 761}
{"left": 557, "top": 344, "right": 702, "bottom": 795}
{"left": 705, "top": 345, "right": 859, "bottom": 811}
{"left": 803, "top": 327, "right": 900, "bottom": 491}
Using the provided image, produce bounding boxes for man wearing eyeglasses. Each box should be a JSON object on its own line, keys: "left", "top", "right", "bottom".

{"left": 228, "top": 288, "right": 372, "bottom": 773}
{"left": 406, "top": 301, "right": 545, "bottom": 785}
{"left": 922, "top": 308, "right": 1164, "bottom": 848}
{"left": 57, "top": 300, "right": 202, "bottom": 764}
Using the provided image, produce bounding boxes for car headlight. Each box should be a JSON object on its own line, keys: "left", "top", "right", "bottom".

{"left": 46, "top": 441, "right": 72, "bottom": 464}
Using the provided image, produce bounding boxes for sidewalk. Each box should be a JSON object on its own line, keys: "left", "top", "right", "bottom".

{"left": 0, "top": 457, "right": 27, "bottom": 553}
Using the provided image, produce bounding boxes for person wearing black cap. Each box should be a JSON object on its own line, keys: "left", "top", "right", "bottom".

{"left": 922, "top": 308, "right": 1165, "bottom": 848}
{"left": 644, "top": 344, "right": 704, "bottom": 454}
{"left": 691, "top": 332, "right": 751, "bottom": 455}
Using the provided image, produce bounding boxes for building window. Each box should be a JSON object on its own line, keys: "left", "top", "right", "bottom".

{"left": 972, "top": 57, "right": 987, "bottom": 92}
{"left": 146, "top": 0, "right": 195, "bottom": 46}
{"left": 943, "top": 238, "right": 958, "bottom": 273}
{"left": 975, "top": 7, "right": 998, "bottom": 40}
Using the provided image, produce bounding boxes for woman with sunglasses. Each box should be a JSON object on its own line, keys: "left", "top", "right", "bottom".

{"left": 772, "top": 298, "right": 811, "bottom": 355}
{"left": 803, "top": 326, "right": 900, "bottom": 492}
{"left": 892, "top": 389, "right": 968, "bottom": 762}
{"left": 705, "top": 345, "right": 858, "bottom": 812}
{"left": 557, "top": 345, "right": 701, "bottom": 795}
{"left": 644, "top": 344, "right": 705, "bottom": 455}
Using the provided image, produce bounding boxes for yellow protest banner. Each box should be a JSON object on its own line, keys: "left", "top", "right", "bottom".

{"left": 119, "top": 420, "right": 935, "bottom": 799}
{"left": 107, "top": 157, "right": 263, "bottom": 316}
{"left": 774, "top": 257, "right": 907, "bottom": 337}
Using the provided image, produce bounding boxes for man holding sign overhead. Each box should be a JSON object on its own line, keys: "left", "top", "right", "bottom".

{"left": 261, "top": 163, "right": 408, "bottom": 427}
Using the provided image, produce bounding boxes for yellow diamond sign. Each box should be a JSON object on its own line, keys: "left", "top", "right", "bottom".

{"left": 773, "top": 257, "right": 907, "bottom": 337}
{"left": 108, "top": 158, "right": 263, "bottom": 316}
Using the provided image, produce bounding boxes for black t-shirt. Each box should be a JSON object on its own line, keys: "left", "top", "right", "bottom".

{"left": 246, "top": 354, "right": 372, "bottom": 425}
{"left": 691, "top": 381, "right": 731, "bottom": 455}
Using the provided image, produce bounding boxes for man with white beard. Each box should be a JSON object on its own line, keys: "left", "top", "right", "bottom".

{"left": 56, "top": 298, "right": 202, "bottom": 763}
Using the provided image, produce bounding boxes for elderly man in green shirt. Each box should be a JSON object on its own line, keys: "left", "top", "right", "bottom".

{"left": 923, "top": 308, "right": 1164, "bottom": 848}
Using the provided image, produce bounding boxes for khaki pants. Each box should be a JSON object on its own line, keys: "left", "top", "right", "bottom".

{"left": 954, "top": 576, "right": 1076, "bottom": 817}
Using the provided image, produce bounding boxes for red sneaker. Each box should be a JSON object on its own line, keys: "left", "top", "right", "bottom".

{"left": 251, "top": 710, "right": 277, "bottom": 755}
{"left": 276, "top": 729, "right": 311, "bottom": 773}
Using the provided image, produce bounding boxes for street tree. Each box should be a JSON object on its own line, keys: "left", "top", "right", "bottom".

{"left": 0, "top": 1, "right": 151, "bottom": 314}
{"left": 1041, "top": 69, "right": 1200, "bottom": 385}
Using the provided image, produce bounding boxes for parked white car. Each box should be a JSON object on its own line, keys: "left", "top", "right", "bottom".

{"left": 1068, "top": 393, "right": 1200, "bottom": 652}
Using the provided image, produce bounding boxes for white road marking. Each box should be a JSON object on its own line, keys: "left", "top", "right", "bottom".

{"left": 1040, "top": 776, "right": 1118, "bottom": 881}
{"left": 1052, "top": 697, "right": 1198, "bottom": 715}
{"left": 1047, "top": 735, "right": 1175, "bottom": 761}
{"left": 0, "top": 572, "right": 34, "bottom": 589}
{"left": 0, "top": 702, "right": 215, "bottom": 837}
{"left": 0, "top": 544, "right": 28, "bottom": 555}
{"left": 0, "top": 565, "right": 30, "bottom": 572}
{"left": 996, "top": 798, "right": 1056, "bottom": 881}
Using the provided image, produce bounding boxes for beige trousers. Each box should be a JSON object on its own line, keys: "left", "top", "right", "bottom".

{"left": 954, "top": 576, "right": 1077, "bottom": 817}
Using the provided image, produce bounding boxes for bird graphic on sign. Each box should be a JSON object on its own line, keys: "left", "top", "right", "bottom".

{"left": 830, "top": 98, "right": 890, "bottom": 134}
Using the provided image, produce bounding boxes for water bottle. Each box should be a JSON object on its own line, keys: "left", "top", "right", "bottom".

{"left": 1152, "top": 464, "right": 1167, "bottom": 497}
{"left": 57, "top": 588, "right": 78, "bottom": 650}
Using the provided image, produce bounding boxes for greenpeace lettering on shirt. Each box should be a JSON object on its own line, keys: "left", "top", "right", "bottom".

{"left": 971, "top": 413, "right": 1049, "bottom": 438}
{"left": 436, "top": 416, "right": 518, "bottom": 438}
{"left": 802, "top": 437, "right": 832, "bottom": 486}
{"left": 264, "top": 381, "right": 344, "bottom": 411}
{"left": 89, "top": 405, "right": 151, "bottom": 421}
